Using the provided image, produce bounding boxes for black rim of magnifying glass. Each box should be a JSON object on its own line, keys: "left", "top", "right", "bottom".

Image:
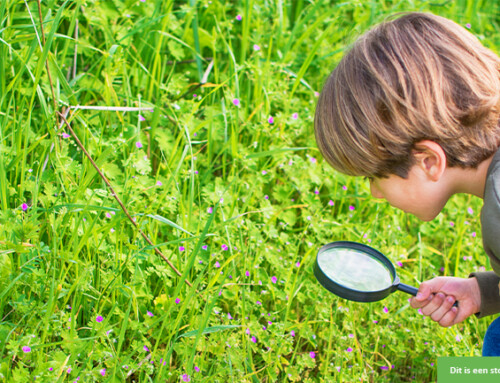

{"left": 313, "top": 241, "right": 400, "bottom": 303}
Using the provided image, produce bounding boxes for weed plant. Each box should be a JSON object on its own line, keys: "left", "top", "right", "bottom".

{"left": 0, "top": 0, "right": 499, "bottom": 382}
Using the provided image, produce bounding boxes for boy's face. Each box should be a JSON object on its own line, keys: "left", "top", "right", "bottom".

{"left": 369, "top": 166, "right": 450, "bottom": 221}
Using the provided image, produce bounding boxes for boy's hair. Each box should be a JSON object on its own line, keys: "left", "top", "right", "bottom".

{"left": 315, "top": 12, "right": 500, "bottom": 178}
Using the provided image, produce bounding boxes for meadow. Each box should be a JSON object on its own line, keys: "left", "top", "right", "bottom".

{"left": 0, "top": 0, "right": 499, "bottom": 381}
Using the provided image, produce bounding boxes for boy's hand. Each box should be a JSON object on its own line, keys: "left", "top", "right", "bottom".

{"left": 410, "top": 277, "right": 481, "bottom": 327}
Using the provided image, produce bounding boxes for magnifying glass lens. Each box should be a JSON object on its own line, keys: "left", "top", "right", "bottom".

{"left": 317, "top": 247, "right": 393, "bottom": 292}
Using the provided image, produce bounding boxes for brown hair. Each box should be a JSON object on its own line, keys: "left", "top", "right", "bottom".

{"left": 315, "top": 12, "right": 500, "bottom": 178}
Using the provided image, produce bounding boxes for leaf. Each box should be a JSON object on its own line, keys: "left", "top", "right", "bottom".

{"left": 145, "top": 214, "right": 193, "bottom": 236}
{"left": 176, "top": 325, "right": 241, "bottom": 339}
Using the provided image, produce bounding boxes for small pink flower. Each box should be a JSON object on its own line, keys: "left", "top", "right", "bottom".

{"left": 156, "top": 181, "right": 162, "bottom": 186}
{"left": 96, "top": 315, "right": 103, "bottom": 323}
{"left": 346, "top": 347, "right": 353, "bottom": 352}
{"left": 310, "top": 157, "right": 317, "bottom": 163}
{"left": 262, "top": 170, "right": 267, "bottom": 175}
{"left": 62, "top": 133, "right": 71, "bottom": 138}
{"left": 194, "top": 366, "right": 200, "bottom": 372}
{"left": 144, "top": 345, "right": 149, "bottom": 351}
{"left": 264, "top": 195, "right": 269, "bottom": 199}
{"left": 472, "top": 232, "right": 476, "bottom": 237}
{"left": 310, "top": 351, "right": 316, "bottom": 358}
{"left": 251, "top": 336, "right": 257, "bottom": 343}
{"left": 236, "top": 15, "right": 242, "bottom": 21}
{"left": 291, "top": 330, "right": 295, "bottom": 337}
{"left": 221, "top": 244, "right": 228, "bottom": 251}
{"left": 271, "top": 276, "right": 277, "bottom": 284}
{"left": 100, "top": 368, "right": 106, "bottom": 376}
{"left": 467, "top": 207, "right": 474, "bottom": 214}
{"left": 179, "top": 246, "right": 185, "bottom": 252}
{"left": 245, "top": 270, "right": 250, "bottom": 277}
{"left": 383, "top": 307, "right": 389, "bottom": 313}
{"left": 465, "top": 23, "right": 471, "bottom": 29}
{"left": 147, "top": 311, "right": 154, "bottom": 317}
{"left": 295, "top": 262, "right": 300, "bottom": 267}
{"left": 246, "top": 328, "right": 251, "bottom": 335}
{"left": 21, "top": 203, "right": 28, "bottom": 211}
{"left": 22, "top": 346, "right": 31, "bottom": 353}
{"left": 267, "top": 116, "right": 274, "bottom": 124}
{"left": 349, "top": 205, "right": 355, "bottom": 211}
{"left": 233, "top": 98, "right": 240, "bottom": 106}
{"left": 253, "top": 44, "right": 260, "bottom": 51}
{"left": 202, "top": 245, "right": 208, "bottom": 250}
{"left": 215, "top": 261, "right": 221, "bottom": 268}
{"left": 175, "top": 298, "right": 181, "bottom": 304}
{"left": 292, "top": 112, "right": 298, "bottom": 119}
{"left": 136, "top": 141, "right": 143, "bottom": 149}
{"left": 139, "top": 115, "right": 146, "bottom": 122}
{"left": 348, "top": 333, "right": 354, "bottom": 338}
{"left": 207, "top": 207, "right": 213, "bottom": 213}
{"left": 328, "top": 200, "right": 334, "bottom": 206}
{"left": 396, "top": 261, "right": 403, "bottom": 267}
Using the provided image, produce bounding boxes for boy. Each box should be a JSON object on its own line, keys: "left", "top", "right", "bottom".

{"left": 314, "top": 12, "right": 500, "bottom": 355}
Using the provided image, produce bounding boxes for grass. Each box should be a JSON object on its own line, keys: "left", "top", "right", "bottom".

{"left": 0, "top": 0, "right": 499, "bottom": 382}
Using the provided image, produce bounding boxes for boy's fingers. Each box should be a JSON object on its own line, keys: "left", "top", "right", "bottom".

{"left": 410, "top": 294, "right": 434, "bottom": 309}
{"left": 438, "top": 306, "right": 458, "bottom": 328}
{"left": 415, "top": 282, "right": 434, "bottom": 301}
{"left": 430, "top": 294, "right": 456, "bottom": 323}
{"left": 421, "top": 293, "right": 446, "bottom": 316}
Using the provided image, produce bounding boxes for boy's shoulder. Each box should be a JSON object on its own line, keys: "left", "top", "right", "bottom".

{"left": 481, "top": 148, "right": 500, "bottom": 258}
{"left": 487, "top": 149, "right": 500, "bottom": 200}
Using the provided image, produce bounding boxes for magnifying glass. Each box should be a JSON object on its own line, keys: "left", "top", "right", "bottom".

{"left": 314, "top": 241, "right": 458, "bottom": 306}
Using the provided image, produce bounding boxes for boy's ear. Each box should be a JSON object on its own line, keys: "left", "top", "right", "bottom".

{"left": 412, "top": 140, "right": 447, "bottom": 181}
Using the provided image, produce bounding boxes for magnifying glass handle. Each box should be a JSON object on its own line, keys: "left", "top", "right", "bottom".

{"left": 398, "top": 283, "right": 459, "bottom": 307}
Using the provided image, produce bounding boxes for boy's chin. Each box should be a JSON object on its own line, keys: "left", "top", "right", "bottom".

{"left": 413, "top": 211, "right": 440, "bottom": 222}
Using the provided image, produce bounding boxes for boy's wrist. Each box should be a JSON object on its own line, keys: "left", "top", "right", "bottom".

{"left": 467, "top": 276, "right": 481, "bottom": 315}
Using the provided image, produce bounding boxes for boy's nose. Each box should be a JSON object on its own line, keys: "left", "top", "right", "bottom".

{"left": 370, "top": 181, "right": 384, "bottom": 199}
